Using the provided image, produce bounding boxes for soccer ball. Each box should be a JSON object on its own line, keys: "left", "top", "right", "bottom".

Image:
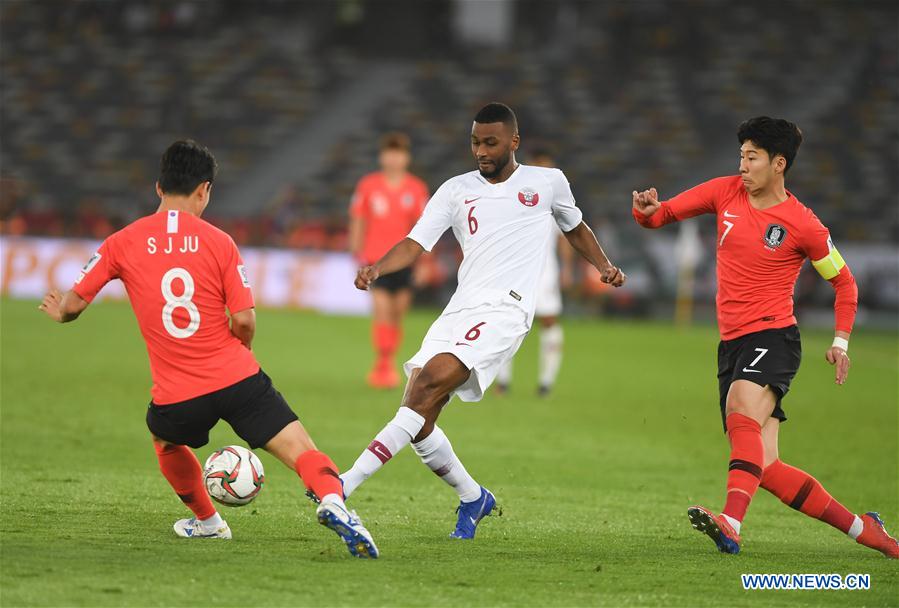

{"left": 203, "top": 445, "right": 265, "bottom": 506}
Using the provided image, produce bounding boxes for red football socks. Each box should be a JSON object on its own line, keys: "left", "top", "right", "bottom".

{"left": 154, "top": 442, "right": 216, "bottom": 520}
{"left": 722, "top": 413, "right": 764, "bottom": 523}
{"left": 373, "top": 323, "right": 401, "bottom": 365}
{"left": 295, "top": 450, "right": 344, "bottom": 500}
{"left": 761, "top": 459, "right": 855, "bottom": 533}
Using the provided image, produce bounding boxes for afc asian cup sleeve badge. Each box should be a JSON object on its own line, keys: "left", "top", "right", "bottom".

{"left": 518, "top": 187, "right": 539, "bottom": 207}
{"left": 763, "top": 223, "right": 788, "bottom": 248}
{"left": 237, "top": 265, "right": 251, "bottom": 288}
{"left": 75, "top": 251, "right": 102, "bottom": 284}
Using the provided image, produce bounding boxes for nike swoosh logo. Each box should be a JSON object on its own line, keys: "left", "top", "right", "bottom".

{"left": 723, "top": 211, "right": 739, "bottom": 218}
{"left": 454, "top": 342, "right": 471, "bottom": 347}
{"left": 742, "top": 368, "right": 762, "bottom": 373}
{"left": 464, "top": 198, "right": 480, "bottom": 205}
{"left": 470, "top": 517, "right": 478, "bottom": 525}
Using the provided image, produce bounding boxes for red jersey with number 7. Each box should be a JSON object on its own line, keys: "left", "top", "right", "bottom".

{"left": 633, "top": 175, "right": 857, "bottom": 340}
{"left": 72, "top": 210, "right": 260, "bottom": 404}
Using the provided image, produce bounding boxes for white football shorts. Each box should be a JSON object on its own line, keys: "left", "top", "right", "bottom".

{"left": 404, "top": 302, "right": 530, "bottom": 402}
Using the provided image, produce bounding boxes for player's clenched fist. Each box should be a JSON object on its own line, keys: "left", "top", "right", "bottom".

{"left": 632, "top": 188, "right": 661, "bottom": 217}
{"left": 355, "top": 265, "right": 380, "bottom": 290}
{"left": 600, "top": 264, "right": 626, "bottom": 288}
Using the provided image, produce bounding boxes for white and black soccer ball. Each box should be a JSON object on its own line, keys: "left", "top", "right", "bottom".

{"left": 203, "top": 445, "right": 265, "bottom": 506}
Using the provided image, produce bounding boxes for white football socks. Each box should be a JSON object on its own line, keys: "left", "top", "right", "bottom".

{"left": 539, "top": 324, "right": 563, "bottom": 388}
{"left": 200, "top": 512, "right": 224, "bottom": 530}
{"left": 848, "top": 515, "right": 864, "bottom": 540}
{"left": 412, "top": 425, "right": 482, "bottom": 503}
{"left": 340, "top": 406, "right": 425, "bottom": 498}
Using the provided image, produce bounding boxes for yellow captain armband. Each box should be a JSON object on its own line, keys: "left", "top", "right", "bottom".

{"left": 811, "top": 238, "right": 846, "bottom": 280}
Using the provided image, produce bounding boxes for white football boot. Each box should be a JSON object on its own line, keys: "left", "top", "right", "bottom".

{"left": 316, "top": 497, "right": 379, "bottom": 558}
{"left": 173, "top": 517, "right": 232, "bottom": 539}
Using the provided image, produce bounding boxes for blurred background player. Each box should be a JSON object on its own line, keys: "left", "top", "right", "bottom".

{"left": 349, "top": 132, "right": 430, "bottom": 389}
{"left": 633, "top": 117, "right": 898, "bottom": 559}
{"left": 39, "top": 140, "right": 379, "bottom": 558}
{"left": 495, "top": 148, "right": 575, "bottom": 397}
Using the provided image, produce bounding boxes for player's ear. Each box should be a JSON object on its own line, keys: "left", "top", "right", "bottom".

{"left": 155, "top": 181, "right": 164, "bottom": 198}
{"left": 773, "top": 154, "right": 787, "bottom": 176}
{"left": 193, "top": 181, "right": 211, "bottom": 200}
{"left": 510, "top": 132, "right": 521, "bottom": 152}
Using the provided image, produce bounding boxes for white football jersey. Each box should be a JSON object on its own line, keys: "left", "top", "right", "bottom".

{"left": 407, "top": 164, "right": 582, "bottom": 322}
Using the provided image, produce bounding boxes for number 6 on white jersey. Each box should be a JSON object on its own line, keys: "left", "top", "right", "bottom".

{"left": 161, "top": 267, "right": 200, "bottom": 338}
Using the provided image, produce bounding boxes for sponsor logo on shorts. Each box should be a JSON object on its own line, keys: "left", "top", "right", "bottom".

{"left": 509, "top": 290, "right": 522, "bottom": 301}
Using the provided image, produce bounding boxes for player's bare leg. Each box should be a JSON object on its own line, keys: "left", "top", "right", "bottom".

{"left": 266, "top": 421, "right": 379, "bottom": 558}
{"left": 758, "top": 420, "right": 898, "bottom": 558}
{"left": 152, "top": 434, "right": 231, "bottom": 539}
{"left": 688, "top": 380, "right": 773, "bottom": 553}
{"left": 537, "top": 315, "right": 563, "bottom": 397}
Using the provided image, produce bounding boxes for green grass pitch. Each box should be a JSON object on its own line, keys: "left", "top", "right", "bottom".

{"left": 1, "top": 298, "right": 896, "bottom": 607}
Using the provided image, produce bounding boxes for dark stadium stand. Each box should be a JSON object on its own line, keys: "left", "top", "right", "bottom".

{"left": 1, "top": 0, "right": 896, "bottom": 321}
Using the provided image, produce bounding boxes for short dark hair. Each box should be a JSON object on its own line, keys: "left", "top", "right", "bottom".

{"left": 380, "top": 131, "right": 411, "bottom": 151}
{"left": 474, "top": 102, "right": 518, "bottom": 133}
{"left": 737, "top": 117, "right": 802, "bottom": 173}
{"left": 158, "top": 140, "right": 217, "bottom": 195}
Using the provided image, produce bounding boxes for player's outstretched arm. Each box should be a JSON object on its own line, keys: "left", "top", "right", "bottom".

{"left": 38, "top": 289, "right": 89, "bottom": 323}
{"left": 562, "top": 222, "right": 626, "bottom": 287}
{"left": 355, "top": 238, "right": 425, "bottom": 291}
{"left": 632, "top": 179, "right": 721, "bottom": 229}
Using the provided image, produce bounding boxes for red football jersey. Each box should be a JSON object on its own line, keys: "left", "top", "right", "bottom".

{"left": 633, "top": 175, "right": 857, "bottom": 340}
{"left": 73, "top": 210, "right": 260, "bottom": 404}
{"left": 349, "top": 172, "right": 429, "bottom": 264}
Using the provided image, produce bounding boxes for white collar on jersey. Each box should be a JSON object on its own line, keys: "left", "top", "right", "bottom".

{"left": 476, "top": 162, "right": 523, "bottom": 185}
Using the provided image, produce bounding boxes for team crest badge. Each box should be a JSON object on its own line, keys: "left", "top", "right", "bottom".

{"left": 518, "top": 187, "right": 539, "bottom": 207}
{"left": 763, "top": 224, "right": 788, "bottom": 248}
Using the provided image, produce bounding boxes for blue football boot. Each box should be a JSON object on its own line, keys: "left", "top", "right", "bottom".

{"left": 450, "top": 486, "right": 497, "bottom": 539}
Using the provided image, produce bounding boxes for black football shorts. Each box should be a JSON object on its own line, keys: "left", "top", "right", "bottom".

{"left": 146, "top": 370, "right": 298, "bottom": 449}
{"left": 372, "top": 267, "right": 413, "bottom": 293}
{"left": 716, "top": 325, "right": 802, "bottom": 432}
